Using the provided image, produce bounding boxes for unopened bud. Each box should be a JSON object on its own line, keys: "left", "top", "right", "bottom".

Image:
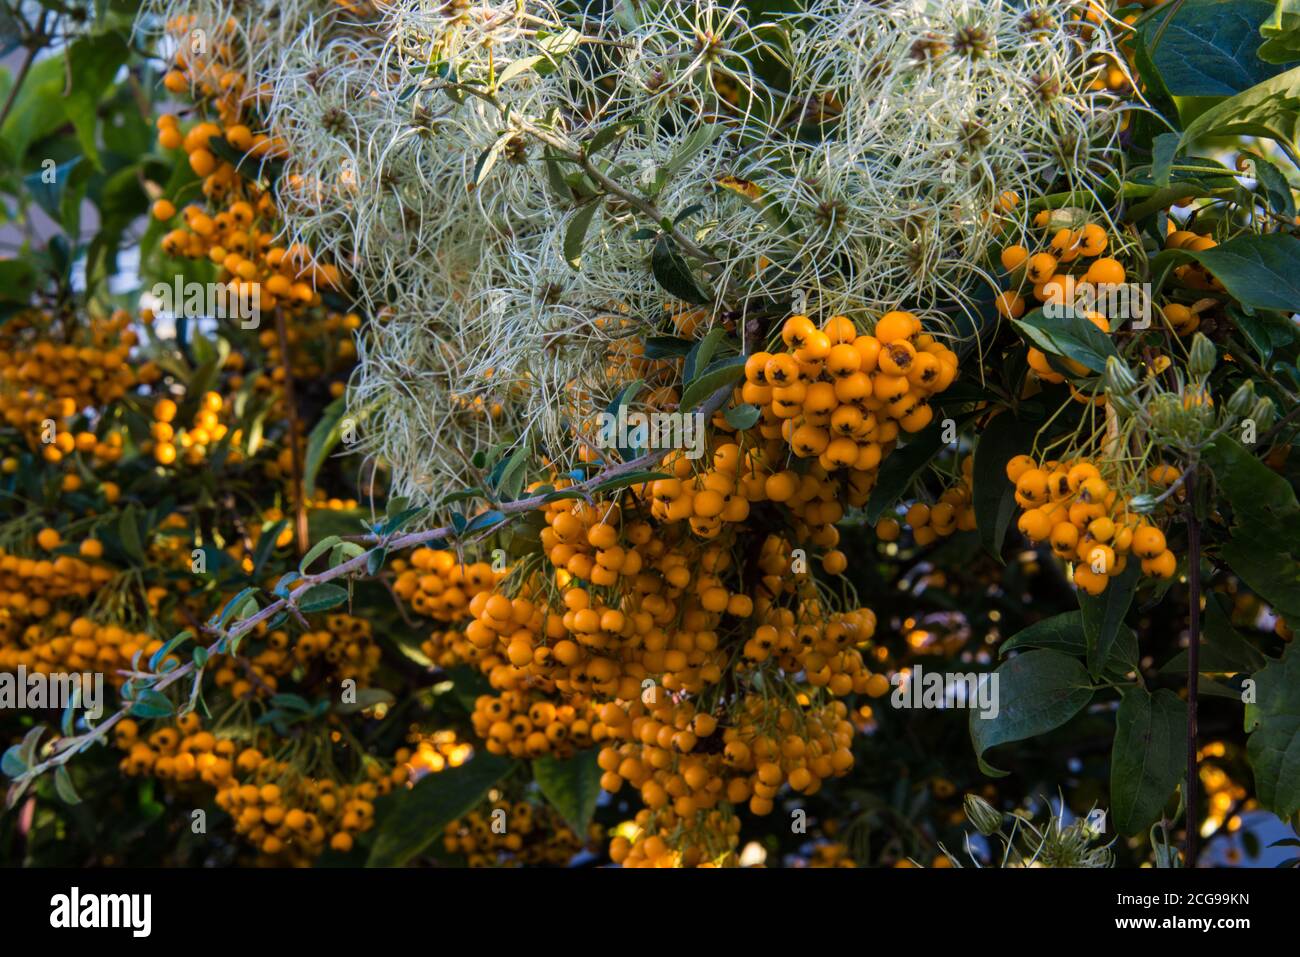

{"left": 964, "top": 793, "right": 1004, "bottom": 836}
{"left": 1226, "top": 380, "right": 1256, "bottom": 418}
{"left": 1251, "top": 397, "right": 1277, "bottom": 431}
{"left": 1188, "top": 333, "right": 1217, "bottom": 377}
{"left": 1127, "top": 493, "right": 1158, "bottom": 514}
{"left": 1104, "top": 355, "right": 1138, "bottom": 395}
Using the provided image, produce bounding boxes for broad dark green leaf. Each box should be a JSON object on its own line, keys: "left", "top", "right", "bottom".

{"left": 1245, "top": 641, "right": 1300, "bottom": 818}
{"left": 972, "top": 411, "right": 1025, "bottom": 561}
{"left": 651, "top": 234, "right": 710, "bottom": 305}
{"left": 533, "top": 750, "right": 602, "bottom": 833}
{"left": 1012, "top": 308, "right": 1118, "bottom": 375}
{"left": 1145, "top": 0, "right": 1286, "bottom": 97}
{"left": 1111, "top": 688, "right": 1187, "bottom": 835}
{"left": 1081, "top": 561, "right": 1141, "bottom": 679}
{"left": 297, "top": 583, "right": 349, "bottom": 613}
{"left": 970, "top": 649, "right": 1095, "bottom": 776}
{"left": 865, "top": 424, "right": 946, "bottom": 524}
{"left": 1178, "top": 64, "right": 1300, "bottom": 151}
{"left": 679, "top": 355, "right": 745, "bottom": 413}
{"left": 367, "top": 753, "right": 514, "bottom": 866}
{"left": 304, "top": 396, "right": 348, "bottom": 493}
{"left": 1185, "top": 233, "right": 1300, "bottom": 313}
{"left": 1000, "top": 611, "right": 1138, "bottom": 677}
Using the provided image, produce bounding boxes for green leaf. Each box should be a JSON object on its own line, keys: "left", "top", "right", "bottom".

{"left": 1177, "top": 64, "right": 1300, "bottom": 151}
{"left": 297, "top": 583, "right": 349, "bottom": 614}
{"left": 643, "top": 335, "right": 693, "bottom": 359}
{"left": 1, "top": 745, "right": 25, "bottom": 779}
{"left": 1144, "top": 0, "right": 1287, "bottom": 97}
{"left": 654, "top": 123, "right": 723, "bottom": 195}
{"left": 684, "top": 327, "right": 727, "bottom": 384}
{"left": 54, "top": 766, "right": 81, "bottom": 805}
{"left": 865, "top": 424, "right": 946, "bottom": 524}
{"left": 1184, "top": 232, "right": 1300, "bottom": 313}
{"left": 495, "top": 55, "right": 546, "bottom": 87}
{"left": 1248, "top": 153, "right": 1298, "bottom": 220}
{"left": 1260, "top": 0, "right": 1300, "bottom": 63}
{"left": 63, "top": 31, "right": 131, "bottom": 168}
{"left": 970, "top": 649, "right": 1095, "bottom": 776}
{"left": 1080, "top": 560, "right": 1141, "bottom": 679}
{"left": 972, "top": 411, "right": 1026, "bottom": 561}
{"left": 1205, "top": 437, "right": 1300, "bottom": 619}
{"left": 1230, "top": 304, "right": 1297, "bottom": 362}
{"left": 367, "top": 753, "right": 514, "bottom": 866}
{"left": 304, "top": 396, "right": 348, "bottom": 493}
{"left": 679, "top": 355, "right": 746, "bottom": 413}
{"left": 1111, "top": 688, "right": 1187, "bottom": 835}
{"left": 564, "top": 200, "right": 601, "bottom": 269}
{"left": 300, "top": 535, "right": 343, "bottom": 574}
{"left": 651, "top": 234, "right": 711, "bottom": 305}
{"left": 1245, "top": 641, "right": 1300, "bottom": 818}
{"left": 118, "top": 507, "right": 145, "bottom": 563}
{"left": 724, "top": 402, "right": 761, "bottom": 430}
{"left": 0, "top": 55, "right": 67, "bottom": 166}
{"left": 1152, "top": 133, "right": 1180, "bottom": 188}
{"left": 0, "top": 259, "right": 37, "bottom": 305}
{"left": 533, "top": 750, "right": 602, "bottom": 833}
{"left": 1000, "top": 611, "right": 1138, "bottom": 676}
{"left": 472, "top": 132, "right": 512, "bottom": 191}
{"left": 1011, "top": 308, "right": 1119, "bottom": 375}
{"left": 130, "top": 689, "right": 176, "bottom": 719}
{"left": 590, "top": 470, "right": 671, "bottom": 495}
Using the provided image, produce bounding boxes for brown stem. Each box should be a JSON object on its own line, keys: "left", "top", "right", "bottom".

{"left": 1185, "top": 469, "right": 1201, "bottom": 867}
{"left": 274, "top": 309, "right": 309, "bottom": 556}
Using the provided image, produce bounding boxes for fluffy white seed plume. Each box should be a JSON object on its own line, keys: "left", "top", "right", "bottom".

{"left": 138, "top": 0, "right": 1133, "bottom": 513}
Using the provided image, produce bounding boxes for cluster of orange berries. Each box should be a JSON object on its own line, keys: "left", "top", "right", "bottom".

{"left": 399, "top": 728, "right": 473, "bottom": 782}
{"left": 210, "top": 613, "right": 382, "bottom": 700}
{"left": 465, "top": 508, "right": 742, "bottom": 700}
{"left": 610, "top": 807, "right": 743, "bottom": 868}
{"left": 877, "top": 455, "right": 978, "bottom": 545}
{"left": 740, "top": 600, "right": 879, "bottom": 697}
{"left": 471, "top": 688, "right": 601, "bottom": 760}
{"left": 153, "top": 110, "right": 335, "bottom": 317}
{"left": 146, "top": 392, "right": 235, "bottom": 468}
{"left": 392, "top": 549, "right": 504, "bottom": 623}
{"left": 116, "top": 712, "right": 399, "bottom": 863}
{"left": 1164, "top": 224, "right": 1222, "bottom": 295}
{"left": 0, "top": 547, "right": 114, "bottom": 635}
{"left": 598, "top": 693, "right": 855, "bottom": 821}
{"left": 1006, "top": 454, "right": 1176, "bottom": 595}
{"left": 0, "top": 309, "right": 155, "bottom": 453}
{"left": 0, "top": 614, "right": 154, "bottom": 679}
{"left": 996, "top": 217, "right": 1120, "bottom": 310}
{"left": 744, "top": 311, "right": 959, "bottom": 471}
{"left": 444, "top": 800, "right": 602, "bottom": 867}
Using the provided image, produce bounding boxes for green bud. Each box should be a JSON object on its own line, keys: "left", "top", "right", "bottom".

{"left": 1104, "top": 355, "right": 1138, "bottom": 395}
{"left": 1251, "top": 397, "right": 1277, "bottom": 431}
{"left": 964, "top": 793, "right": 1004, "bottom": 836}
{"left": 1127, "top": 493, "right": 1158, "bottom": 514}
{"left": 1188, "top": 333, "right": 1217, "bottom": 377}
{"left": 1226, "top": 380, "right": 1256, "bottom": 418}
